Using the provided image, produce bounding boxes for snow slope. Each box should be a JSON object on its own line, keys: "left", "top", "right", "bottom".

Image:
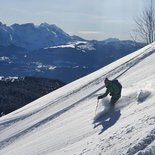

{"left": 0, "top": 42, "right": 155, "bottom": 155}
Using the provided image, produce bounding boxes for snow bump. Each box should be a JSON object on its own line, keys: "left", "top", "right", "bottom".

{"left": 126, "top": 129, "right": 155, "bottom": 155}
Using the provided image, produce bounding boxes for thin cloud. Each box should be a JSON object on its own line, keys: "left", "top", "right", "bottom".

{"left": 78, "top": 31, "right": 104, "bottom": 35}
{"left": 77, "top": 31, "right": 105, "bottom": 40}
{"left": 104, "top": 19, "right": 127, "bottom": 24}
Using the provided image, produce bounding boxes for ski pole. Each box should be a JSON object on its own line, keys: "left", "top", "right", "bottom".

{"left": 121, "top": 95, "right": 132, "bottom": 98}
{"left": 95, "top": 99, "right": 99, "bottom": 115}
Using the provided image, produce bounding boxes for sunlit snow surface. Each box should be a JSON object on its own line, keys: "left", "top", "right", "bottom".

{"left": 0, "top": 42, "right": 155, "bottom": 155}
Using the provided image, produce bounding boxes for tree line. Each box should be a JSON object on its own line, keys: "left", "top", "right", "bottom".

{"left": 0, "top": 76, "right": 65, "bottom": 116}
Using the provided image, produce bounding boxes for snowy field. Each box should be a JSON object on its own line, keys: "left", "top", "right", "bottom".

{"left": 0, "top": 42, "right": 155, "bottom": 155}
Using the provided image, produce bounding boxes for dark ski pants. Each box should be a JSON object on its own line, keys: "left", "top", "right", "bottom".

{"left": 110, "top": 95, "right": 121, "bottom": 106}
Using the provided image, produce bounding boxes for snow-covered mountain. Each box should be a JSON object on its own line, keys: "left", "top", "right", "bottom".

{"left": 0, "top": 22, "right": 144, "bottom": 83}
{"left": 0, "top": 22, "right": 74, "bottom": 50}
{"left": 0, "top": 42, "right": 155, "bottom": 155}
{"left": 0, "top": 40, "right": 143, "bottom": 83}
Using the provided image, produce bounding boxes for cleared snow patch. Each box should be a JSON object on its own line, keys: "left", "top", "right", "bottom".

{"left": 0, "top": 77, "right": 19, "bottom": 82}
{"left": 47, "top": 44, "right": 75, "bottom": 49}
{"left": 32, "top": 62, "right": 56, "bottom": 70}
{"left": 0, "top": 56, "right": 12, "bottom": 63}
{"left": 44, "top": 41, "right": 95, "bottom": 51}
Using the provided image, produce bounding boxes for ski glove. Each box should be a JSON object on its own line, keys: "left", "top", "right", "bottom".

{"left": 98, "top": 96, "right": 103, "bottom": 100}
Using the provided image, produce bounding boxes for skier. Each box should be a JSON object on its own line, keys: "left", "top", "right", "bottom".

{"left": 97, "top": 78, "right": 122, "bottom": 106}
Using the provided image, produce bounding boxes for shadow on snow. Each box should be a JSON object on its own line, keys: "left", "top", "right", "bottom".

{"left": 93, "top": 107, "right": 121, "bottom": 135}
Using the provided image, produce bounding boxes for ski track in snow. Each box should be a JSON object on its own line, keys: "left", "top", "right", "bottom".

{"left": 0, "top": 43, "right": 155, "bottom": 154}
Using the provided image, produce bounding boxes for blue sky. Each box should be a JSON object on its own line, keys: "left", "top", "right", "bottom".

{"left": 0, "top": 0, "right": 151, "bottom": 40}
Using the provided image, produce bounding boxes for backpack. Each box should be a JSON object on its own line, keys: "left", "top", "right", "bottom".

{"left": 112, "top": 79, "right": 122, "bottom": 91}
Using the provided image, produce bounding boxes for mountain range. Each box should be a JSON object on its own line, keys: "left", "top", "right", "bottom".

{"left": 0, "top": 22, "right": 79, "bottom": 50}
{"left": 0, "top": 22, "right": 145, "bottom": 83}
